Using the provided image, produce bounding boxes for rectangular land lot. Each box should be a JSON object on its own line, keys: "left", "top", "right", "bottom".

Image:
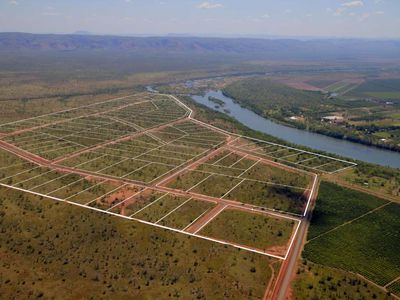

{"left": 228, "top": 137, "right": 355, "bottom": 174}
{"left": 157, "top": 198, "right": 216, "bottom": 230}
{"left": 199, "top": 209, "right": 296, "bottom": 255}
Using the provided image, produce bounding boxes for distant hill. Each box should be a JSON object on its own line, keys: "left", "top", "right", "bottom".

{"left": 73, "top": 31, "right": 92, "bottom": 35}
{"left": 0, "top": 32, "right": 399, "bottom": 60}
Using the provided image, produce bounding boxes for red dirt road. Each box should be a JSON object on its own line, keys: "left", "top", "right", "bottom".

{"left": 184, "top": 203, "right": 227, "bottom": 234}
{"left": 268, "top": 175, "right": 319, "bottom": 300}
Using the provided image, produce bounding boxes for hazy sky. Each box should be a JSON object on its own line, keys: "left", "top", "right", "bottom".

{"left": 0, "top": 0, "right": 399, "bottom": 38}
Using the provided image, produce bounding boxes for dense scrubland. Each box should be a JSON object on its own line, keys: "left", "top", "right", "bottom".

{"left": 293, "top": 261, "right": 395, "bottom": 300}
{"left": 0, "top": 187, "right": 275, "bottom": 299}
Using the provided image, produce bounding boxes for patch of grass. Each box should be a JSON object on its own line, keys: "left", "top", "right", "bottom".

{"left": 293, "top": 260, "right": 394, "bottom": 300}
{"left": 226, "top": 180, "right": 307, "bottom": 214}
{"left": 200, "top": 209, "right": 295, "bottom": 253}
{"left": 133, "top": 194, "right": 188, "bottom": 223}
{"left": 167, "top": 170, "right": 211, "bottom": 191}
{"left": 159, "top": 199, "right": 215, "bottom": 230}
{"left": 111, "top": 190, "right": 165, "bottom": 216}
{"left": 191, "top": 174, "right": 243, "bottom": 198}
{"left": 335, "top": 165, "right": 400, "bottom": 199}
{"left": 241, "top": 162, "right": 311, "bottom": 188}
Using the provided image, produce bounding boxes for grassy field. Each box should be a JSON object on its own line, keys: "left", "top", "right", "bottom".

{"left": 158, "top": 199, "right": 215, "bottom": 230}
{"left": 348, "top": 79, "right": 400, "bottom": 101}
{"left": 0, "top": 92, "right": 132, "bottom": 124}
{"left": 293, "top": 261, "right": 395, "bottom": 300}
{"left": 0, "top": 187, "right": 276, "bottom": 299}
{"left": 332, "top": 165, "right": 400, "bottom": 199}
{"left": 308, "top": 182, "right": 388, "bottom": 239}
{"left": 225, "top": 181, "right": 307, "bottom": 214}
{"left": 229, "top": 137, "right": 354, "bottom": 174}
{"left": 133, "top": 194, "right": 188, "bottom": 223}
{"left": 199, "top": 209, "right": 295, "bottom": 253}
{"left": 304, "top": 183, "right": 400, "bottom": 287}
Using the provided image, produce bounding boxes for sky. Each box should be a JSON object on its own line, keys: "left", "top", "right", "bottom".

{"left": 0, "top": 0, "right": 399, "bottom": 38}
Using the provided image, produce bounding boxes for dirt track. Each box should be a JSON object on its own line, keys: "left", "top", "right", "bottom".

{"left": 184, "top": 203, "right": 227, "bottom": 234}
{"left": 268, "top": 175, "right": 320, "bottom": 300}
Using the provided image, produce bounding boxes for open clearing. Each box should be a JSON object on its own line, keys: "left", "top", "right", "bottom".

{"left": 0, "top": 91, "right": 356, "bottom": 298}
{"left": 199, "top": 209, "right": 296, "bottom": 255}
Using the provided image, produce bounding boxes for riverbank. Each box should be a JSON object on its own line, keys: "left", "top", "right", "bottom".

{"left": 222, "top": 78, "right": 400, "bottom": 153}
{"left": 191, "top": 90, "right": 400, "bottom": 168}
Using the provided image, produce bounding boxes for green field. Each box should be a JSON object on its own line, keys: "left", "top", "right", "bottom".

{"left": 335, "top": 164, "right": 400, "bottom": 199}
{"left": 304, "top": 183, "right": 400, "bottom": 287}
{"left": 348, "top": 79, "right": 400, "bottom": 100}
{"left": 388, "top": 280, "right": 400, "bottom": 298}
{"left": 158, "top": 199, "right": 215, "bottom": 230}
{"left": 200, "top": 209, "right": 295, "bottom": 252}
{"left": 225, "top": 181, "right": 307, "bottom": 214}
{"left": 133, "top": 194, "right": 188, "bottom": 223}
{"left": 308, "top": 182, "right": 388, "bottom": 239}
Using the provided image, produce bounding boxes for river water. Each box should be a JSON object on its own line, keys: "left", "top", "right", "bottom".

{"left": 191, "top": 90, "right": 400, "bottom": 168}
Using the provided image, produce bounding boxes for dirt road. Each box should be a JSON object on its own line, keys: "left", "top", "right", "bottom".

{"left": 269, "top": 175, "right": 319, "bottom": 300}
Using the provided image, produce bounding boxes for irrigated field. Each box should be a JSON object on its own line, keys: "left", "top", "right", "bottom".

{"left": 388, "top": 280, "right": 400, "bottom": 298}
{"left": 304, "top": 183, "right": 400, "bottom": 288}
{"left": 308, "top": 181, "right": 388, "bottom": 239}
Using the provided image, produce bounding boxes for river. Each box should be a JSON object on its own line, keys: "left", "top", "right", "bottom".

{"left": 191, "top": 90, "right": 400, "bottom": 168}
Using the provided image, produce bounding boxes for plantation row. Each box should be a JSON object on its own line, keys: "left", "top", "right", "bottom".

{"left": 305, "top": 182, "right": 400, "bottom": 287}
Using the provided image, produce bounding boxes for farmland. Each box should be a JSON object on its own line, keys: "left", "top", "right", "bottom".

{"left": 307, "top": 181, "right": 388, "bottom": 239}
{"left": 347, "top": 78, "right": 400, "bottom": 100}
{"left": 304, "top": 182, "right": 400, "bottom": 289}
{"left": 222, "top": 76, "right": 400, "bottom": 151}
{"left": 388, "top": 280, "right": 400, "bottom": 298}
{"left": 0, "top": 90, "right": 357, "bottom": 298}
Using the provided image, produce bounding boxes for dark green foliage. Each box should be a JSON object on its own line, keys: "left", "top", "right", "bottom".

{"left": 305, "top": 197, "right": 400, "bottom": 286}
{"left": 308, "top": 182, "right": 388, "bottom": 239}
{"left": 388, "top": 280, "right": 400, "bottom": 297}
{"left": 223, "top": 78, "right": 323, "bottom": 116}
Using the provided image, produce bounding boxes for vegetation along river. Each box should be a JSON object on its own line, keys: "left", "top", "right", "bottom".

{"left": 191, "top": 90, "right": 400, "bottom": 168}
